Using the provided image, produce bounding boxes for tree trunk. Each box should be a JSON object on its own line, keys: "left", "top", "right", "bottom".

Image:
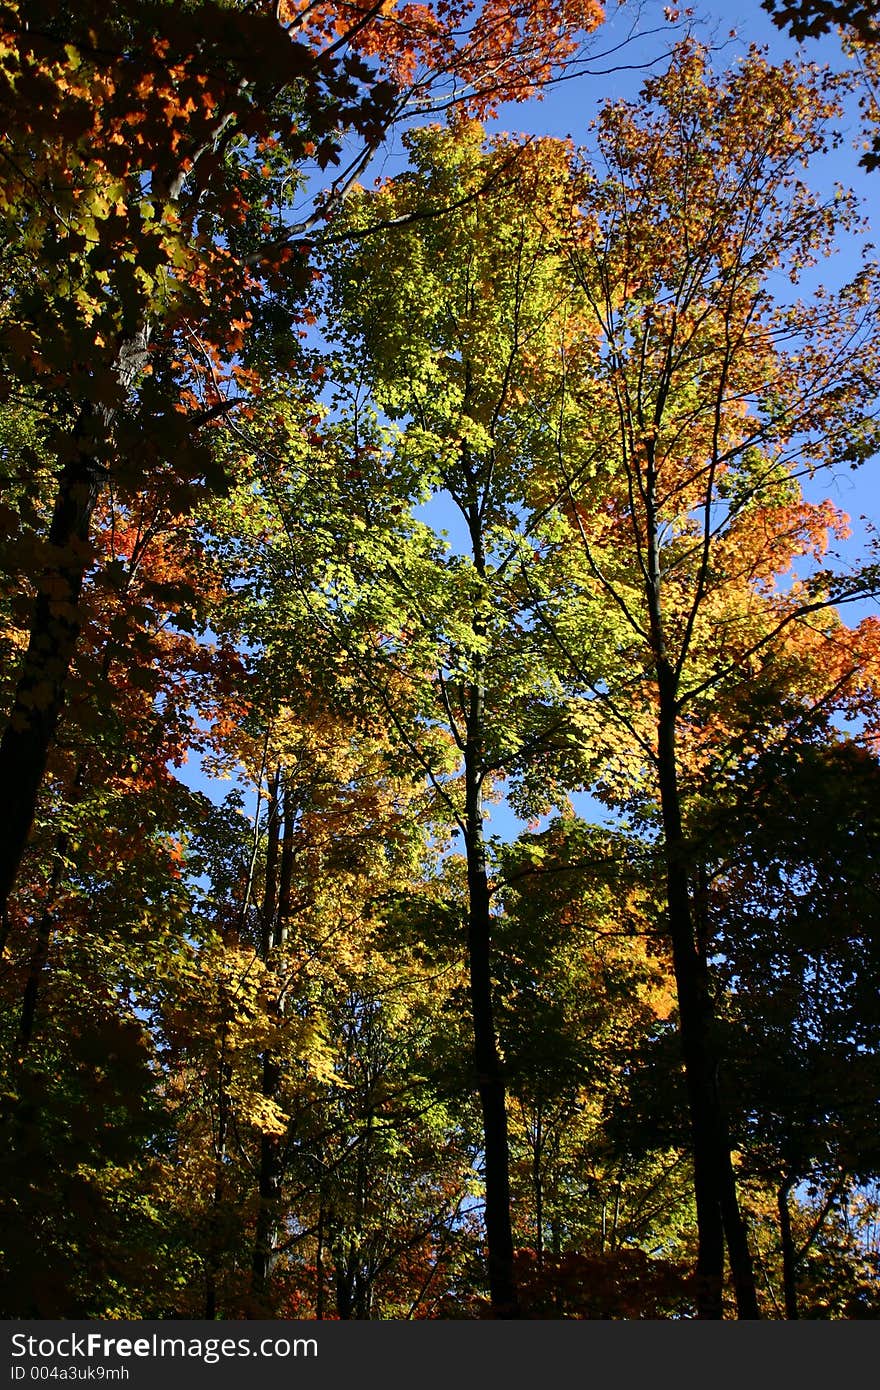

{"left": 464, "top": 735, "right": 519, "bottom": 1318}
{"left": 0, "top": 331, "right": 149, "bottom": 921}
{"left": 655, "top": 673, "right": 724, "bottom": 1315}
{"left": 259, "top": 769, "right": 281, "bottom": 957}
{"left": 693, "top": 864, "right": 760, "bottom": 1317}
{"left": 315, "top": 1203, "right": 325, "bottom": 1320}
{"left": 656, "top": 665, "right": 758, "bottom": 1317}
{"left": 17, "top": 873, "right": 59, "bottom": 1057}
{"left": 251, "top": 772, "right": 290, "bottom": 1307}
{"left": 778, "top": 1178, "right": 799, "bottom": 1320}
{"left": 550, "top": 1198, "right": 563, "bottom": 1317}
{"left": 205, "top": 1025, "right": 231, "bottom": 1320}
{"left": 533, "top": 1101, "right": 544, "bottom": 1269}
{"left": 276, "top": 782, "right": 295, "bottom": 946}
{"left": 610, "top": 1180, "right": 622, "bottom": 1252}
{"left": 251, "top": 1054, "right": 284, "bottom": 1305}
{"left": 336, "top": 1275, "right": 353, "bottom": 1320}
{"left": 0, "top": 432, "right": 102, "bottom": 919}
{"left": 334, "top": 1239, "right": 355, "bottom": 1320}
{"left": 460, "top": 475, "right": 519, "bottom": 1319}
{"left": 720, "top": 1149, "right": 761, "bottom": 1319}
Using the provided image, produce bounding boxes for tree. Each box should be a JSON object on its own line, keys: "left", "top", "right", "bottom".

{"left": 762, "top": 1, "right": 879, "bottom": 44}
{"left": 762, "top": 0, "right": 880, "bottom": 172}
{"left": 0, "top": 0, "right": 607, "bottom": 920}
{"left": 4, "top": 6, "right": 880, "bottom": 1324}
{"left": 529, "top": 44, "right": 880, "bottom": 1315}
{"left": 708, "top": 739, "right": 880, "bottom": 1317}
{"left": 315, "top": 123, "right": 612, "bottom": 1313}
{"left": 497, "top": 818, "right": 694, "bottom": 1317}
{"left": 0, "top": 452, "right": 248, "bottom": 1315}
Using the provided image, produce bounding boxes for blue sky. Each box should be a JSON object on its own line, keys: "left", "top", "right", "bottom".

{"left": 181, "top": 3, "right": 880, "bottom": 846}
{"left": 391, "top": 1, "right": 880, "bottom": 576}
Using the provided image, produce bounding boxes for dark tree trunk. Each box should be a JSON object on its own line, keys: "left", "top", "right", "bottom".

{"left": 17, "top": 870, "right": 60, "bottom": 1057}
{"left": 276, "top": 782, "right": 295, "bottom": 946}
{"left": 641, "top": 446, "right": 758, "bottom": 1320}
{"left": 0, "top": 331, "right": 149, "bottom": 921}
{"left": 0, "top": 433, "right": 102, "bottom": 919}
{"left": 720, "top": 1151, "right": 761, "bottom": 1319}
{"left": 656, "top": 663, "right": 759, "bottom": 1318}
{"left": 533, "top": 1101, "right": 544, "bottom": 1269}
{"left": 610, "top": 1181, "right": 622, "bottom": 1252}
{"left": 315, "top": 1203, "right": 325, "bottom": 1320}
{"left": 14, "top": 685, "right": 110, "bottom": 1051}
{"left": 464, "top": 734, "right": 519, "bottom": 1318}
{"left": 205, "top": 1026, "right": 231, "bottom": 1320}
{"left": 778, "top": 1178, "right": 799, "bottom": 1320}
{"left": 259, "top": 769, "right": 281, "bottom": 957}
{"left": 251, "top": 1053, "right": 284, "bottom": 1305}
{"left": 655, "top": 668, "right": 726, "bottom": 1317}
{"left": 693, "top": 865, "right": 760, "bottom": 1317}
{"left": 334, "top": 1241, "right": 355, "bottom": 1320}
{"left": 459, "top": 476, "right": 520, "bottom": 1319}
{"left": 251, "top": 772, "right": 289, "bottom": 1307}
{"left": 336, "top": 1275, "right": 352, "bottom": 1319}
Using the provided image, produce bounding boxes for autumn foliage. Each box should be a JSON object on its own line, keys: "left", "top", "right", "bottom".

{"left": 1, "top": 1, "right": 879, "bottom": 1322}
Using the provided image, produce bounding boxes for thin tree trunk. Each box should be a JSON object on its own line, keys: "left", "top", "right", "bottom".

{"left": 642, "top": 465, "right": 726, "bottom": 1315}
{"left": 251, "top": 771, "right": 289, "bottom": 1306}
{"left": 550, "top": 1195, "right": 563, "bottom": 1317}
{"left": 316, "top": 1203, "right": 325, "bottom": 1320}
{"left": 610, "top": 1181, "right": 622, "bottom": 1252}
{"left": 778, "top": 1178, "right": 799, "bottom": 1320}
{"left": 465, "top": 740, "right": 519, "bottom": 1318}
{"left": 461, "top": 476, "right": 519, "bottom": 1319}
{"left": 17, "top": 858, "right": 63, "bottom": 1058}
{"left": 335, "top": 1240, "right": 355, "bottom": 1320}
{"left": 259, "top": 769, "right": 281, "bottom": 957}
{"left": 533, "top": 1101, "right": 544, "bottom": 1269}
{"left": 251, "top": 1054, "right": 283, "bottom": 1305}
{"left": 276, "top": 782, "right": 294, "bottom": 947}
{"left": 205, "top": 1021, "right": 231, "bottom": 1320}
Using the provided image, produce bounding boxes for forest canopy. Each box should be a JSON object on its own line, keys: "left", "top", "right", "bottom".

{"left": 0, "top": 0, "right": 878, "bottom": 1320}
